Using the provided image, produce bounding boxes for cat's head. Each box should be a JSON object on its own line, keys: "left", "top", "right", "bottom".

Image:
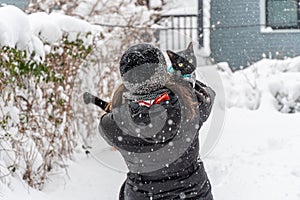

{"left": 166, "top": 42, "right": 196, "bottom": 75}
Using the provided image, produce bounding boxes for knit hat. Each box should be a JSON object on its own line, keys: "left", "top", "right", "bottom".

{"left": 120, "top": 44, "right": 167, "bottom": 95}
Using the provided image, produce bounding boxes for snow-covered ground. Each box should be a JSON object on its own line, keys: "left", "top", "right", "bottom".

{"left": 208, "top": 107, "right": 300, "bottom": 200}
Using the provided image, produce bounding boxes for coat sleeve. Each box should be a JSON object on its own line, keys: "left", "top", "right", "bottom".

{"left": 99, "top": 112, "right": 137, "bottom": 150}
{"left": 99, "top": 112, "right": 160, "bottom": 152}
{"left": 194, "top": 80, "right": 216, "bottom": 123}
{"left": 98, "top": 113, "right": 120, "bottom": 147}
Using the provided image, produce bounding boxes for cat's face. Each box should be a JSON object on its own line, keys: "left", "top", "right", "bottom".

{"left": 166, "top": 42, "right": 196, "bottom": 75}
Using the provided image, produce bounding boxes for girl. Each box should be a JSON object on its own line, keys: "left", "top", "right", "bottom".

{"left": 98, "top": 43, "right": 215, "bottom": 200}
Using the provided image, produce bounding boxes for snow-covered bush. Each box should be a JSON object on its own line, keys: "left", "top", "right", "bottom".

{"left": 219, "top": 58, "right": 300, "bottom": 113}
{"left": 1, "top": 0, "right": 160, "bottom": 190}
{"left": 0, "top": 34, "right": 93, "bottom": 189}
{"left": 31, "top": 0, "right": 163, "bottom": 142}
{"left": 218, "top": 62, "right": 261, "bottom": 110}
{"left": 269, "top": 73, "right": 300, "bottom": 113}
{"left": 26, "top": 0, "right": 162, "bottom": 99}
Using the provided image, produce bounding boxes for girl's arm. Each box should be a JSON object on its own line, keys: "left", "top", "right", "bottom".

{"left": 194, "top": 80, "right": 216, "bottom": 123}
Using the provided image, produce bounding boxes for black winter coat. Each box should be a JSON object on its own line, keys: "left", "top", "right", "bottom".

{"left": 98, "top": 77, "right": 215, "bottom": 200}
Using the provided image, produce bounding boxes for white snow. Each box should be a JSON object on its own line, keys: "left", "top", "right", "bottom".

{"left": 218, "top": 57, "right": 300, "bottom": 112}
{"left": 43, "top": 145, "right": 127, "bottom": 200}
{"left": 0, "top": 5, "right": 94, "bottom": 61}
{"left": 0, "top": 5, "right": 31, "bottom": 49}
{"left": 149, "top": 0, "right": 162, "bottom": 9}
{"left": 207, "top": 107, "right": 300, "bottom": 200}
{"left": 162, "top": 0, "right": 198, "bottom": 15}
{"left": 0, "top": 179, "right": 50, "bottom": 200}
{"left": 28, "top": 12, "right": 63, "bottom": 44}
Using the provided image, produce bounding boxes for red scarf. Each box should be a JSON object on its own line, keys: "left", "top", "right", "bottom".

{"left": 137, "top": 92, "right": 169, "bottom": 107}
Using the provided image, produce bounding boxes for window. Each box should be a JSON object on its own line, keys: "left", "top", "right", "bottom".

{"left": 266, "top": 0, "right": 299, "bottom": 29}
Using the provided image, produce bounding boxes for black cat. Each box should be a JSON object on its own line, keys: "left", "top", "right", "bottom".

{"left": 166, "top": 42, "right": 197, "bottom": 76}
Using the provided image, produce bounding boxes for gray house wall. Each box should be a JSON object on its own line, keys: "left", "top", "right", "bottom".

{"left": 210, "top": 0, "right": 300, "bottom": 70}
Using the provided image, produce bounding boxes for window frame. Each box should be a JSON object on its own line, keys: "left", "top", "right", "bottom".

{"left": 260, "top": 0, "right": 300, "bottom": 32}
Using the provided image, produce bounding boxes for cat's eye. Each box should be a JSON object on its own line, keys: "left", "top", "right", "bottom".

{"left": 178, "top": 63, "right": 183, "bottom": 67}
{"left": 189, "top": 59, "right": 193, "bottom": 63}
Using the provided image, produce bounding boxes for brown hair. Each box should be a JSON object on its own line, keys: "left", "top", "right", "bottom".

{"left": 111, "top": 74, "right": 197, "bottom": 119}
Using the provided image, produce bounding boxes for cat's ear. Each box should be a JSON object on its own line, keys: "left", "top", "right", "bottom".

{"left": 166, "top": 50, "right": 177, "bottom": 62}
{"left": 187, "top": 42, "right": 194, "bottom": 51}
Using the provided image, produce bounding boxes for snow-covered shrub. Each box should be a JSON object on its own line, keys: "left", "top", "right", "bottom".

{"left": 0, "top": 34, "right": 93, "bottom": 189}
{"left": 26, "top": 0, "right": 161, "bottom": 100}
{"left": 219, "top": 58, "right": 300, "bottom": 113}
{"left": 27, "top": 0, "right": 162, "bottom": 142}
{"left": 218, "top": 62, "right": 261, "bottom": 110}
{"left": 1, "top": 0, "right": 160, "bottom": 190}
{"left": 269, "top": 73, "right": 300, "bottom": 113}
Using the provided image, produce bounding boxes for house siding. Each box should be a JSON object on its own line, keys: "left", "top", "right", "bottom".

{"left": 210, "top": 0, "right": 300, "bottom": 70}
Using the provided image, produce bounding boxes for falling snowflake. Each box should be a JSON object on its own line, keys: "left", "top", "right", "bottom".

{"left": 117, "top": 136, "right": 123, "bottom": 141}
{"left": 179, "top": 192, "right": 186, "bottom": 199}
{"left": 133, "top": 186, "right": 138, "bottom": 191}
{"left": 135, "top": 128, "right": 141, "bottom": 133}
